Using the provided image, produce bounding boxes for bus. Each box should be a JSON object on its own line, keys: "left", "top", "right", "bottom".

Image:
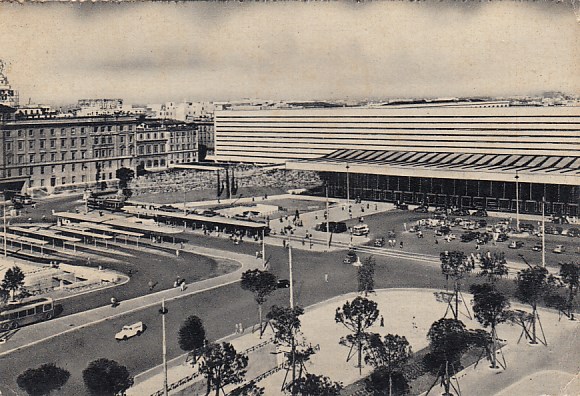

{"left": 87, "top": 196, "right": 126, "bottom": 212}
{"left": 0, "top": 297, "right": 54, "bottom": 331}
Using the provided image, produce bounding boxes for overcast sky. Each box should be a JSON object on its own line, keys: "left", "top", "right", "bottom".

{"left": 0, "top": 2, "right": 578, "bottom": 105}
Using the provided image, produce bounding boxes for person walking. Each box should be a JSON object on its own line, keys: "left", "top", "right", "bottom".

{"left": 324, "top": 273, "right": 329, "bottom": 283}
{"left": 180, "top": 280, "right": 186, "bottom": 291}
{"left": 400, "top": 241, "right": 404, "bottom": 249}
{"left": 380, "top": 316, "right": 384, "bottom": 327}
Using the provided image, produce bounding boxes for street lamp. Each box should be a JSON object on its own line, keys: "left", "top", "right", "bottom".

{"left": 346, "top": 163, "right": 350, "bottom": 214}
{"left": 515, "top": 173, "right": 520, "bottom": 232}
{"left": 542, "top": 197, "right": 546, "bottom": 268}
{"left": 159, "top": 299, "right": 169, "bottom": 396}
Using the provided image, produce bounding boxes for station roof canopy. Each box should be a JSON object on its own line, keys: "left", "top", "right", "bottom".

{"left": 286, "top": 149, "right": 580, "bottom": 186}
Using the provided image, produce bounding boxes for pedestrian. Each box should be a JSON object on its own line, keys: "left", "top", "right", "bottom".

{"left": 148, "top": 280, "right": 154, "bottom": 291}
{"left": 324, "top": 273, "right": 329, "bottom": 283}
{"left": 176, "top": 249, "right": 180, "bottom": 257}
{"left": 400, "top": 241, "right": 404, "bottom": 249}
{"left": 180, "top": 280, "right": 186, "bottom": 291}
{"left": 283, "top": 239, "right": 286, "bottom": 248}
{"left": 173, "top": 280, "right": 179, "bottom": 288}
{"left": 435, "top": 238, "right": 438, "bottom": 244}
{"left": 235, "top": 323, "right": 239, "bottom": 334}
{"left": 403, "top": 222, "right": 407, "bottom": 232}
{"left": 380, "top": 316, "right": 384, "bottom": 327}
{"left": 239, "top": 323, "right": 244, "bottom": 333}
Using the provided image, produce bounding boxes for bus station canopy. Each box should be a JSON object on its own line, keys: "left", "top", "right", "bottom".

{"left": 51, "top": 226, "right": 113, "bottom": 240}
{"left": 77, "top": 222, "right": 144, "bottom": 238}
{"left": 8, "top": 226, "right": 82, "bottom": 243}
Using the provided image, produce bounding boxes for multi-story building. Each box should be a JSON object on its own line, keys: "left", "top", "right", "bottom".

{"left": 214, "top": 103, "right": 580, "bottom": 216}
{"left": 0, "top": 112, "right": 198, "bottom": 195}
{"left": 193, "top": 119, "right": 214, "bottom": 160}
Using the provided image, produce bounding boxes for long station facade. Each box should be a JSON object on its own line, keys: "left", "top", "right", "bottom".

{"left": 214, "top": 103, "right": 580, "bottom": 216}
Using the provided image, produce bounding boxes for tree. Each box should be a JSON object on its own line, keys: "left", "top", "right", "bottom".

{"left": 199, "top": 342, "right": 248, "bottom": 396}
{"left": 364, "top": 333, "right": 411, "bottom": 396}
{"left": 515, "top": 266, "right": 555, "bottom": 344}
{"left": 559, "top": 262, "right": 579, "bottom": 320}
{"left": 178, "top": 315, "right": 206, "bottom": 364}
{"left": 2, "top": 265, "right": 25, "bottom": 301}
{"left": 478, "top": 251, "right": 509, "bottom": 283}
{"left": 229, "top": 381, "right": 264, "bottom": 396}
{"left": 469, "top": 283, "right": 510, "bottom": 368}
{"left": 240, "top": 269, "right": 278, "bottom": 338}
{"left": 440, "top": 251, "right": 472, "bottom": 320}
{"left": 266, "top": 305, "right": 307, "bottom": 393}
{"left": 17, "top": 363, "right": 70, "bottom": 396}
{"left": 288, "top": 373, "right": 342, "bottom": 395}
{"left": 335, "top": 296, "right": 380, "bottom": 374}
{"left": 358, "top": 256, "right": 376, "bottom": 296}
{"left": 82, "top": 358, "right": 133, "bottom": 396}
{"left": 365, "top": 369, "right": 409, "bottom": 396}
{"left": 115, "top": 167, "right": 135, "bottom": 189}
{"left": 424, "top": 318, "right": 470, "bottom": 396}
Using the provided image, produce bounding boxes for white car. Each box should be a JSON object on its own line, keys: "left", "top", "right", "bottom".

{"left": 115, "top": 322, "right": 144, "bottom": 341}
{"left": 553, "top": 245, "right": 566, "bottom": 254}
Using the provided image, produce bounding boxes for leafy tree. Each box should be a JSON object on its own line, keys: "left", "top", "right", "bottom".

{"left": 515, "top": 266, "right": 556, "bottom": 344}
{"left": 267, "top": 305, "right": 307, "bottom": 392}
{"left": 115, "top": 167, "right": 135, "bottom": 189}
{"left": 82, "top": 358, "right": 133, "bottom": 396}
{"left": 2, "top": 265, "right": 25, "bottom": 301}
{"left": 335, "top": 296, "right": 380, "bottom": 374}
{"left": 440, "top": 251, "right": 471, "bottom": 320}
{"left": 364, "top": 333, "right": 411, "bottom": 396}
{"left": 288, "top": 373, "right": 342, "bottom": 395}
{"left": 17, "top": 363, "right": 70, "bottom": 396}
{"left": 199, "top": 342, "right": 248, "bottom": 396}
{"left": 228, "top": 381, "right": 264, "bottom": 396}
{"left": 478, "top": 251, "right": 509, "bottom": 283}
{"left": 469, "top": 283, "right": 510, "bottom": 368}
{"left": 559, "top": 262, "right": 579, "bottom": 320}
{"left": 424, "top": 318, "right": 470, "bottom": 396}
{"left": 358, "top": 256, "right": 376, "bottom": 296}
{"left": 241, "top": 269, "right": 278, "bottom": 337}
{"left": 178, "top": 315, "right": 206, "bottom": 364}
{"left": 365, "top": 369, "right": 409, "bottom": 396}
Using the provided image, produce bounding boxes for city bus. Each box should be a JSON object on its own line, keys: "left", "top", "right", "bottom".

{"left": 0, "top": 297, "right": 54, "bottom": 331}
{"left": 86, "top": 196, "right": 126, "bottom": 212}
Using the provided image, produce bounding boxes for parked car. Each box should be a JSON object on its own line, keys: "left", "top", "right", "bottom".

{"left": 532, "top": 243, "right": 543, "bottom": 252}
{"left": 461, "top": 231, "right": 479, "bottom": 243}
{"left": 395, "top": 203, "right": 409, "bottom": 210}
{"left": 477, "top": 220, "right": 488, "bottom": 228}
{"left": 277, "top": 279, "right": 290, "bottom": 288}
{"left": 496, "top": 233, "right": 509, "bottom": 242}
{"left": 553, "top": 245, "right": 566, "bottom": 254}
{"left": 374, "top": 237, "right": 385, "bottom": 247}
{"left": 115, "top": 322, "right": 144, "bottom": 341}
{"left": 435, "top": 226, "right": 451, "bottom": 236}
{"left": 413, "top": 206, "right": 429, "bottom": 213}
{"left": 451, "top": 209, "right": 470, "bottom": 216}
{"left": 472, "top": 209, "right": 488, "bottom": 217}
{"left": 509, "top": 241, "right": 524, "bottom": 249}
{"left": 344, "top": 250, "right": 358, "bottom": 264}
{"left": 12, "top": 194, "right": 34, "bottom": 205}
{"left": 567, "top": 228, "right": 579, "bottom": 238}
{"left": 520, "top": 223, "right": 535, "bottom": 233}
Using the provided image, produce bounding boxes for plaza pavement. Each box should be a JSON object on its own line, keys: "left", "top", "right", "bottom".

{"left": 131, "top": 288, "right": 579, "bottom": 396}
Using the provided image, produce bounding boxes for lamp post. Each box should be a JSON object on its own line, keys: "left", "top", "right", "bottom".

{"left": 346, "top": 163, "right": 350, "bottom": 215}
{"left": 325, "top": 183, "right": 330, "bottom": 250}
{"left": 261, "top": 228, "right": 266, "bottom": 268}
{"left": 159, "top": 299, "right": 169, "bottom": 396}
{"left": 3, "top": 201, "right": 7, "bottom": 257}
{"left": 515, "top": 173, "right": 520, "bottom": 232}
{"left": 288, "top": 245, "right": 296, "bottom": 395}
{"left": 542, "top": 197, "right": 546, "bottom": 268}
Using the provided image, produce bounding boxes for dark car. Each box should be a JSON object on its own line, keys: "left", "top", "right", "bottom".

{"left": 472, "top": 209, "right": 488, "bottom": 217}
{"left": 451, "top": 209, "right": 470, "bottom": 216}
{"left": 413, "top": 206, "right": 429, "bottom": 213}
{"left": 477, "top": 220, "right": 488, "bottom": 228}
{"left": 532, "top": 243, "right": 543, "bottom": 252}
{"left": 509, "top": 241, "right": 524, "bottom": 249}
{"left": 277, "top": 279, "right": 290, "bottom": 288}
{"left": 315, "top": 221, "right": 347, "bottom": 233}
{"left": 567, "top": 228, "right": 579, "bottom": 237}
{"left": 461, "top": 231, "right": 479, "bottom": 243}
{"left": 520, "top": 223, "right": 535, "bottom": 232}
{"left": 396, "top": 203, "right": 409, "bottom": 210}
{"left": 343, "top": 250, "right": 358, "bottom": 264}
{"left": 496, "top": 233, "right": 509, "bottom": 242}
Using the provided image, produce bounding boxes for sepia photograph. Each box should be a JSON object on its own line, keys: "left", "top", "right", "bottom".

{"left": 0, "top": 1, "right": 578, "bottom": 395}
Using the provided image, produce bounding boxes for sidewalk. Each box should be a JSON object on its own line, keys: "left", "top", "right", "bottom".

{"left": 0, "top": 245, "right": 262, "bottom": 357}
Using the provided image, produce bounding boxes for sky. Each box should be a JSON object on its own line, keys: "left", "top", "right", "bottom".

{"left": 0, "top": 2, "right": 578, "bottom": 105}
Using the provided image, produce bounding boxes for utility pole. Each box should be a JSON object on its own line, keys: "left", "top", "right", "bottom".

{"left": 261, "top": 228, "right": 266, "bottom": 268}
{"left": 542, "top": 197, "right": 546, "bottom": 268}
{"left": 515, "top": 173, "right": 520, "bottom": 232}
{"left": 325, "top": 183, "right": 330, "bottom": 250}
{"left": 346, "top": 163, "right": 350, "bottom": 214}
{"left": 3, "top": 201, "right": 7, "bottom": 257}
{"left": 288, "top": 245, "right": 296, "bottom": 396}
{"left": 160, "top": 299, "right": 169, "bottom": 396}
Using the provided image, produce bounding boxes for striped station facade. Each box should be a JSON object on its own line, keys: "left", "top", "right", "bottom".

{"left": 214, "top": 105, "right": 580, "bottom": 215}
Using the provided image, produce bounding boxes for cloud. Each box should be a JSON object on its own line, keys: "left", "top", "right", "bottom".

{"left": 0, "top": 2, "right": 577, "bottom": 104}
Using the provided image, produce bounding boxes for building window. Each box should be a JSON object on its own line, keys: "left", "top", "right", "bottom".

{"left": 5, "top": 131, "right": 10, "bottom": 137}
{"left": 71, "top": 128, "right": 76, "bottom": 135}
{"left": 61, "top": 177, "right": 66, "bottom": 185}
{"left": 61, "top": 153, "right": 66, "bottom": 161}
{"left": 81, "top": 151, "right": 86, "bottom": 159}
{"left": 29, "top": 141, "right": 35, "bottom": 150}
{"left": 71, "top": 176, "right": 76, "bottom": 184}
{"left": 80, "top": 127, "right": 85, "bottom": 134}
{"left": 18, "top": 168, "right": 22, "bottom": 176}
{"left": 17, "top": 130, "right": 23, "bottom": 137}
{"left": 40, "top": 154, "right": 45, "bottom": 162}
{"left": 108, "top": 136, "right": 112, "bottom": 144}
{"left": 29, "top": 154, "right": 35, "bottom": 163}
{"left": 109, "top": 172, "right": 112, "bottom": 179}
{"left": 71, "top": 163, "right": 76, "bottom": 171}
{"left": 29, "top": 167, "right": 33, "bottom": 175}
{"left": 94, "top": 137, "right": 99, "bottom": 145}
{"left": 82, "top": 175, "right": 86, "bottom": 183}
{"left": 28, "top": 129, "right": 34, "bottom": 137}
{"left": 71, "top": 138, "right": 76, "bottom": 147}
{"left": 50, "top": 129, "right": 55, "bottom": 136}
{"left": 17, "top": 141, "right": 23, "bottom": 151}
{"left": 100, "top": 126, "right": 105, "bottom": 132}
{"left": 61, "top": 139, "right": 66, "bottom": 148}
{"left": 18, "top": 155, "right": 23, "bottom": 164}
{"left": 60, "top": 128, "right": 66, "bottom": 136}
{"left": 39, "top": 140, "right": 45, "bottom": 149}
{"left": 50, "top": 139, "right": 56, "bottom": 148}
{"left": 4, "top": 142, "right": 11, "bottom": 151}
{"left": 29, "top": 180, "right": 34, "bottom": 187}
{"left": 40, "top": 179, "right": 44, "bottom": 187}
{"left": 71, "top": 152, "right": 76, "bottom": 160}
{"left": 81, "top": 138, "right": 86, "bottom": 146}
{"left": 61, "top": 164, "right": 66, "bottom": 172}
{"left": 40, "top": 166, "right": 45, "bottom": 174}
{"left": 50, "top": 153, "right": 56, "bottom": 162}
{"left": 39, "top": 129, "right": 44, "bottom": 136}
